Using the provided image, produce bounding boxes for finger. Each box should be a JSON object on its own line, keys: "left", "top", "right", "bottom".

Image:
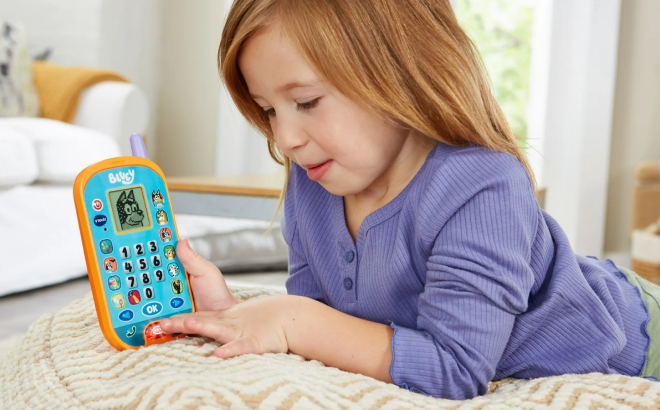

{"left": 214, "top": 337, "right": 261, "bottom": 359}
{"left": 173, "top": 310, "right": 228, "bottom": 318}
{"left": 176, "top": 238, "right": 223, "bottom": 278}
{"left": 161, "top": 316, "right": 238, "bottom": 343}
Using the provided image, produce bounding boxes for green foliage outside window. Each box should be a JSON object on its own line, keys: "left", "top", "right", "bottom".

{"left": 454, "top": 0, "right": 536, "bottom": 142}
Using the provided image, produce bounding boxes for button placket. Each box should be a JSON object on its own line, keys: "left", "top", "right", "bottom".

{"left": 341, "top": 246, "right": 357, "bottom": 303}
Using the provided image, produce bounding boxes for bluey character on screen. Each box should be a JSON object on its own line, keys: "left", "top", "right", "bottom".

{"left": 117, "top": 190, "right": 145, "bottom": 230}
{"left": 151, "top": 190, "right": 164, "bottom": 208}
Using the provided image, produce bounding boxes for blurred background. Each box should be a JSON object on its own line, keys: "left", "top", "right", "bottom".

{"left": 1, "top": 0, "right": 660, "bottom": 323}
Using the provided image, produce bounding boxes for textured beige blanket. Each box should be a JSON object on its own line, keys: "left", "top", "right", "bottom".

{"left": 1, "top": 285, "right": 659, "bottom": 409}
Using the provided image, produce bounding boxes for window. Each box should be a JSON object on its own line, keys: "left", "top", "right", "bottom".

{"left": 454, "top": 0, "right": 536, "bottom": 142}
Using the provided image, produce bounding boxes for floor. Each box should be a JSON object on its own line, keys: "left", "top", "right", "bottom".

{"left": 0, "top": 271, "right": 288, "bottom": 340}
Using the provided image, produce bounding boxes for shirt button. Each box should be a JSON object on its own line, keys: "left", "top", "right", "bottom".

{"left": 345, "top": 250, "right": 355, "bottom": 263}
{"left": 343, "top": 277, "right": 353, "bottom": 290}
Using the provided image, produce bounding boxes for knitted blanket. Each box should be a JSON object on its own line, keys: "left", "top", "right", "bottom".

{"left": 1, "top": 284, "right": 659, "bottom": 409}
{"left": 31, "top": 61, "right": 127, "bottom": 123}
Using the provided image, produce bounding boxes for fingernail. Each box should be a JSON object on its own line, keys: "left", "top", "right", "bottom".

{"left": 161, "top": 319, "right": 170, "bottom": 327}
{"left": 187, "top": 318, "right": 196, "bottom": 325}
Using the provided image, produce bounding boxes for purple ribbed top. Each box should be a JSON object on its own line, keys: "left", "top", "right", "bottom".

{"left": 282, "top": 142, "right": 650, "bottom": 400}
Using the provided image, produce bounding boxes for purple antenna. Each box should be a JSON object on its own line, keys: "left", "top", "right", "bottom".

{"left": 130, "top": 133, "right": 149, "bottom": 159}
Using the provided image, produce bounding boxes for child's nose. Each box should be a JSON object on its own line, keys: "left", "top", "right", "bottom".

{"left": 274, "top": 115, "right": 307, "bottom": 152}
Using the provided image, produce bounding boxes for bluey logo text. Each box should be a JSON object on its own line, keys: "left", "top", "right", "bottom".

{"left": 108, "top": 169, "right": 135, "bottom": 185}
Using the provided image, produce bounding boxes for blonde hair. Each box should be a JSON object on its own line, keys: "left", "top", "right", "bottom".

{"left": 219, "top": 0, "right": 537, "bottom": 219}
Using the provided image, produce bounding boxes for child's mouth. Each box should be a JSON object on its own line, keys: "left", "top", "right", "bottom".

{"left": 307, "top": 160, "right": 332, "bottom": 181}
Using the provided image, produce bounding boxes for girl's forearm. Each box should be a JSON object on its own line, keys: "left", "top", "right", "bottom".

{"left": 283, "top": 295, "right": 394, "bottom": 383}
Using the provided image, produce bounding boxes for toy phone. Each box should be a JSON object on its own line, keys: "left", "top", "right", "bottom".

{"left": 73, "top": 134, "right": 195, "bottom": 350}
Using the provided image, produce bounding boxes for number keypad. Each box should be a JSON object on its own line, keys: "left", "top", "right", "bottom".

{"left": 122, "top": 261, "right": 134, "bottom": 274}
{"left": 120, "top": 246, "right": 131, "bottom": 259}
{"left": 134, "top": 243, "right": 145, "bottom": 256}
{"left": 104, "top": 235, "right": 186, "bottom": 325}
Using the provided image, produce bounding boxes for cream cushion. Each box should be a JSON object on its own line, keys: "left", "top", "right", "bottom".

{"left": 1, "top": 285, "right": 659, "bottom": 409}
{"left": 0, "top": 117, "right": 121, "bottom": 182}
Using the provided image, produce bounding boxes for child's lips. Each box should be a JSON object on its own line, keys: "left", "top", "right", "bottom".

{"left": 306, "top": 160, "right": 332, "bottom": 181}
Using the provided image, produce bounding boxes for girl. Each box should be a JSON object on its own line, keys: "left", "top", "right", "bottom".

{"left": 160, "top": 0, "right": 660, "bottom": 400}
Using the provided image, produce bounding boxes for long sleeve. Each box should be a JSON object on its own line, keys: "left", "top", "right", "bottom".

{"left": 282, "top": 167, "right": 326, "bottom": 301}
{"left": 389, "top": 150, "right": 538, "bottom": 399}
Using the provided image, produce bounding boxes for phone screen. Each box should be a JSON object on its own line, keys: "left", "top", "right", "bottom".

{"left": 108, "top": 186, "right": 152, "bottom": 233}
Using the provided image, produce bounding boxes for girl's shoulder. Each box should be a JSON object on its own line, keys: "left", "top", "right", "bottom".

{"left": 411, "top": 142, "right": 539, "bottom": 240}
{"left": 420, "top": 142, "right": 534, "bottom": 201}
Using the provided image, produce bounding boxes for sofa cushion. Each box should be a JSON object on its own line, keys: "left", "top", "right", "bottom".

{"left": 0, "top": 117, "right": 121, "bottom": 182}
{"left": 0, "top": 124, "right": 38, "bottom": 187}
{"left": 0, "top": 20, "right": 39, "bottom": 117}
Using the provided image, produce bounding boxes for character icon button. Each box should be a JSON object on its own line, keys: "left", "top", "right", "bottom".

{"left": 100, "top": 239, "right": 113, "bottom": 254}
{"left": 156, "top": 210, "right": 168, "bottom": 225}
{"left": 108, "top": 275, "right": 121, "bottom": 290}
{"left": 103, "top": 257, "right": 118, "bottom": 273}
{"left": 164, "top": 245, "right": 175, "bottom": 260}
{"left": 171, "top": 279, "right": 183, "bottom": 295}
{"left": 128, "top": 290, "right": 141, "bottom": 305}
{"left": 111, "top": 294, "right": 125, "bottom": 309}
{"left": 159, "top": 228, "right": 172, "bottom": 243}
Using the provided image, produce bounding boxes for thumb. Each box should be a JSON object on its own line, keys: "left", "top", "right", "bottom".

{"left": 176, "top": 238, "right": 220, "bottom": 278}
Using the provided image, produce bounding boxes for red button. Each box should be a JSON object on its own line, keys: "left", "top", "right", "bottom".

{"left": 145, "top": 322, "right": 164, "bottom": 340}
{"left": 92, "top": 199, "right": 103, "bottom": 211}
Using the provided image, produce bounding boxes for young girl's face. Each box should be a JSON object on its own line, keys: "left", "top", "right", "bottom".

{"left": 239, "top": 24, "right": 427, "bottom": 198}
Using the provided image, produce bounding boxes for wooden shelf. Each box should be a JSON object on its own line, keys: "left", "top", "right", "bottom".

{"left": 166, "top": 174, "right": 285, "bottom": 198}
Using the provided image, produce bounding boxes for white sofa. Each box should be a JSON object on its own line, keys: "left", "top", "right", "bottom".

{"left": 0, "top": 81, "right": 149, "bottom": 296}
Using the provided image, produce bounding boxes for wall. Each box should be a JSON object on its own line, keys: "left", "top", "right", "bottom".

{"left": 0, "top": 0, "right": 162, "bottom": 154}
{"left": 1, "top": 0, "right": 103, "bottom": 66}
{"left": 605, "top": 0, "right": 660, "bottom": 256}
{"left": 98, "top": 0, "right": 162, "bottom": 155}
{"left": 154, "top": 0, "right": 224, "bottom": 177}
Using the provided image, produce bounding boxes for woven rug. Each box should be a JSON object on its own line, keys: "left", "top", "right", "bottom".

{"left": 1, "top": 285, "right": 659, "bottom": 409}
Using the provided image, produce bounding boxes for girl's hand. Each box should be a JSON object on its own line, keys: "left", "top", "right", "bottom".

{"left": 159, "top": 295, "right": 291, "bottom": 358}
{"left": 176, "top": 238, "right": 240, "bottom": 311}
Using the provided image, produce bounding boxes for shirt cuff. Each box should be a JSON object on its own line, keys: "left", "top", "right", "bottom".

{"left": 389, "top": 322, "right": 439, "bottom": 396}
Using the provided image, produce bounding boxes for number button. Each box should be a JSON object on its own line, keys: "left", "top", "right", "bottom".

{"left": 134, "top": 243, "right": 145, "bottom": 256}
{"left": 154, "top": 269, "right": 165, "bottom": 282}
{"left": 144, "top": 286, "right": 155, "bottom": 300}
{"left": 148, "top": 241, "right": 158, "bottom": 253}
{"left": 137, "top": 258, "right": 148, "bottom": 270}
{"left": 151, "top": 255, "right": 162, "bottom": 267}
{"left": 119, "top": 246, "right": 131, "bottom": 259}
{"left": 126, "top": 275, "right": 137, "bottom": 289}
{"left": 141, "top": 272, "right": 152, "bottom": 285}
{"left": 123, "top": 261, "right": 134, "bottom": 274}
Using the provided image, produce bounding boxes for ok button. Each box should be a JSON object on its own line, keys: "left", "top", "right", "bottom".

{"left": 343, "top": 277, "right": 353, "bottom": 290}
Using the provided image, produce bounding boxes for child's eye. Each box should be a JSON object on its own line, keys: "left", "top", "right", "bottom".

{"left": 296, "top": 98, "right": 320, "bottom": 112}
